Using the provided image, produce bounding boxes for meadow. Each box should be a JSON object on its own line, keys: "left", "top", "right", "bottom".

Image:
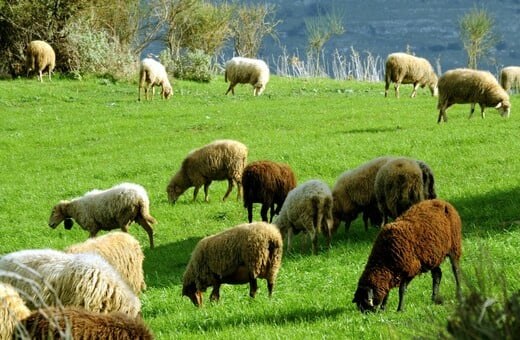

{"left": 1, "top": 75, "right": 519, "bottom": 339}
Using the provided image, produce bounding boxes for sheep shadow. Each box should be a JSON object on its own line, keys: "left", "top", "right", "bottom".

{"left": 143, "top": 236, "right": 201, "bottom": 288}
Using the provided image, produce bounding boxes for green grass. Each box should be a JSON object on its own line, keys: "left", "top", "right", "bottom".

{"left": 1, "top": 75, "right": 519, "bottom": 339}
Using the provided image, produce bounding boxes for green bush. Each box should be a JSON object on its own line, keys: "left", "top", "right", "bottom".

{"left": 160, "top": 49, "right": 212, "bottom": 83}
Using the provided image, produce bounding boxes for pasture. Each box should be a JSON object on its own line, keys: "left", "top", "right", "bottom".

{"left": 1, "top": 75, "right": 519, "bottom": 339}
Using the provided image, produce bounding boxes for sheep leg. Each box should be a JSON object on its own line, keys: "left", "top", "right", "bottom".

{"left": 249, "top": 277, "right": 258, "bottom": 298}
{"left": 210, "top": 283, "right": 221, "bottom": 302}
{"left": 136, "top": 217, "right": 155, "bottom": 249}
{"left": 225, "top": 83, "right": 236, "bottom": 95}
{"left": 479, "top": 104, "right": 486, "bottom": 119}
{"left": 247, "top": 204, "right": 254, "bottom": 223}
{"left": 449, "top": 252, "right": 463, "bottom": 300}
{"left": 431, "top": 267, "right": 443, "bottom": 304}
{"left": 394, "top": 82, "right": 400, "bottom": 98}
{"left": 410, "top": 83, "right": 419, "bottom": 97}
{"left": 437, "top": 107, "right": 448, "bottom": 123}
{"left": 397, "top": 280, "right": 409, "bottom": 311}
{"left": 287, "top": 228, "right": 294, "bottom": 253}
{"left": 310, "top": 229, "right": 318, "bottom": 255}
{"left": 203, "top": 182, "right": 211, "bottom": 202}
{"left": 260, "top": 204, "right": 269, "bottom": 222}
{"left": 384, "top": 80, "right": 390, "bottom": 97}
{"left": 469, "top": 103, "right": 476, "bottom": 118}
{"left": 267, "top": 280, "right": 274, "bottom": 298}
{"left": 222, "top": 178, "right": 234, "bottom": 201}
{"left": 321, "top": 217, "right": 331, "bottom": 250}
{"left": 192, "top": 185, "right": 201, "bottom": 202}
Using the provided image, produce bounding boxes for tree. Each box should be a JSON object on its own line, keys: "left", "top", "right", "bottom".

{"left": 459, "top": 6, "right": 499, "bottom": 69}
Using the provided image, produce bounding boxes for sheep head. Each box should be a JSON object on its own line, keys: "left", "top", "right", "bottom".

{"left": 352, "top": 285, "right": 377, "bottom": 313}
{"left": 182, "top": 283, "right": 203, "bottom": 307}
{"left": 48, "top": 201, "right": 70, "bottom": 229}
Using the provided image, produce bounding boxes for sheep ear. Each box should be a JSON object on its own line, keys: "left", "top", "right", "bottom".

{"left": 495, "top": 102, "right": 503, "bottom": 109}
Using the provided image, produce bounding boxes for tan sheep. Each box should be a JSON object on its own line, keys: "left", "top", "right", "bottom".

{"left": 499, "top": 66, "right": 520, "bottom": 92}
{"left": 182, "top": 222, "right": 283, "bottom": 307}
{"left": 138, "top": 58, "right": 172, "bottom": 101}
{"left": 167, "top": 139, "right": 248, "bottom": 203}
{"left": 65, "top": 232, "right": 146, "bottom": 295}
{"left": 0, "top": 282, "right": 31, "bottom": 339}
{"left": 384, "top": 52, "right": 438, "bottom": 98}
{"left": 437, "top": 68, "right": 511, "bottom": 123}
{"left": 48, "top": 182, "right": 156, "bottom": 249}
{"left": 225, "top": 57, "right": 270, "bottom": 96}
{"left": 332, "top": 156, "right": 395, "bottom": 233}
{"left": 274, "top": 179, "right": 333, "bottom": 255}
{"left": 18, "top": 307, "right": 154, "bottom": 339}
{"left": 25, "top": 40, "right": 55, "bottom": 82}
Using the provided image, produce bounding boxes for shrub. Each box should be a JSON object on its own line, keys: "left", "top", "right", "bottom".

{"left": 160, "top": 49, "right": 212, "bottom": 83}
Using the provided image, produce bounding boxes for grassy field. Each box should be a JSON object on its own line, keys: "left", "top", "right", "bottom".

{"left": 1, "top": 75, "right": 519, "bottom": 339}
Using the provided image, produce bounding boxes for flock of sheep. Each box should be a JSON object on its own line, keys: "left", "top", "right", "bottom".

{"left": 4, "top": 39, "right": 516, "bottom": 338}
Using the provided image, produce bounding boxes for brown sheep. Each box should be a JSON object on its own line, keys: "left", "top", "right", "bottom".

{"left": 182, "top": 222, "right": 283, "bottom": 307}
{"left": 242, "top": 160, "right": 297, "bottom": 223}
{"left": 167, "top": 140, "right": 248, "bottom": 203}
{"left": 374, "top": 157, "right": 437, "bottom": 225}
{"left": 18, "top": 307, "right": 153, "bottom": 339}
{"left": 352, "top": 199, "right": 462, "bottom": 312}
{"left": 331, "top": 156, "right": 395, "bottom": 233}
{"left": 25, "top": 40, "right": 55, "bottom": 82}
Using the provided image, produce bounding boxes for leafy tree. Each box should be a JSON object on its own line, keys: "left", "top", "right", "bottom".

{"left": 459, "top": 6, "right": 499, "bottom": 69}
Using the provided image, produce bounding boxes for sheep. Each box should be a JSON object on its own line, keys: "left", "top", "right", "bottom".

{"left": 182, "top": 222, "right": 283, "bottom": 307}
{"left": 25, "top": 40, "right": 55, "bottom": 82}
{"left": 0, "top": 282, "right": 31, "bottom": 339}
{"left": 224, "top": 57, "right": 270, "bottom": 96}
{"left": 242, "top": 160, "right": 297, "bottom": 223}
{"left": 18, "top": 307, "right": 154, "bottom": 339}
{"left": 331, "top": 156, "right": 395, "bottom": 233}
{"left": 138, "top": 57, "right": 173, "bottom": 101}
{"left": 374, "top": 157, "right": 437, "bottom": 226}
{"left": 167, "top": 139, "right": 248, "bottom": 203}
{"left": 499, "top": 66, "right": 520, "bottom": 92}
{"left": 65, "top": 231, "right": 146, "bottom": 295}
{"left": 0, "top": 249, "right": 141, "bottom": 317}
{"left": 48, "top": 182, "right": 156, "bottom": 249}
{"left": 384, "top": 52, "right": 438, "bottom": 98}
{"left": 437, "top": 68, "right": 511, "bottom": 123}
{"left": 274, "top": 179, "right": 333, "bottom": 255}
{"left": 352, "top": 199, "right": 462, "bottom": 312}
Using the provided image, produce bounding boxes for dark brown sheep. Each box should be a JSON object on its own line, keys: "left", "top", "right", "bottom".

{"left": 242, "top": 160, "right": 297, "bottom": 223}
{"left": 18, "top": 307, "right": 153, "bottom": 339}
{"left": 352, "top": 199, "right": 462, "bottom": 312}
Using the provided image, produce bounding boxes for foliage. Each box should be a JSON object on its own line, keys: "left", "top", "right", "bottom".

{"left": 160, "top": 48, "right": 212, "bottom": 82}
{"left": 459, "top": 6, "right": 500, "bottom": 69}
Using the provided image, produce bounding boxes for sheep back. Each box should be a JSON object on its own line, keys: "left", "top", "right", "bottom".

{"left": 384, "top": 53, "right": 438, "bottom": 98}
{"left": 437, "top": 68, "right": 511, "bottom": 123}
{"left": 275, "top": 179, "right": 333, "bottom": 254}
{"left": 0, "top": 249, "right": 141, "bottom": 317}
{"left": 331, "top": 156, "right": 395, "bottom": 233}
{"left": 225, "top": 57, "right": 270, "bottom": 96}
{"left": 65, "top": 231, "right": 146, "bottom": 295}
{"left": 25, "top": 40, "right": 55, "bottom": 82}
{"left": 19, "top": 307, "right": 153, "bottom": 339}
{"left": 0, "top": 282, "right": 31, "bottom": 339}
{"left": 499, "top": 66, "right": 520, "bottom": 92}
{"left": 182, "top": 222, "right": 283, "bottom": 305}
{"left": 167, "top": 139, "right": 248, "bottom": 202}
{"left": 138, "top": 58, "right": 172, "bottom": 100}
{"left": 242, "top": 160, "right": 297, "bottom": 223}
{"left": 353, "top": 199, "right": 462, "bottom": 312}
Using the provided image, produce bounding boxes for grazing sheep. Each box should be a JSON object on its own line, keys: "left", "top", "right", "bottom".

{"left": 182, "top": 222, "right": 283, "bottom": 307}
{"left": 375, "top": 157, "right": 437, "bottom": 225}
{"left": 0, "top": 282, "right": 31, "bottom": 339}
{"left": 25, "top": 40, "right": 55, "bottom": 82}
{"left": 384, "top": 52, "right": 438, "bottom": 98}
{"left": 224, "top": 57, "right": 270, "bottom": 96}
{"left": 274, "top": 179, "right": 333, "bottom": 254}
{"left": 0, "top": 249, "right": 141, "bottom": 317}
{"left": 242, "top": 160, "right": 297, "bottom": 223}
{"left": 48, "top": 182, "right": 156, "bottom": 249}
{"left": 437, "top": 68, "right": 511, "bottom": 123}
{"left": 331, "top": 156, "right": 395, "bottom": 233}
{"left": 65, "top": 232, "right": 146, "bottom": 295}
{"left": 18, "top": 307, "right": 153, "bottom": 339}
{"left": 352, "top": 199, "right": 462, "bottom": 312}
{"left": 138, "top": 58, "right": 172, "bottom": 101}
{"left": 167, "top": 139, "right": 248, "bottom": 203}
{"left": 499, "top": 66, "right": 520, "bottom": 92}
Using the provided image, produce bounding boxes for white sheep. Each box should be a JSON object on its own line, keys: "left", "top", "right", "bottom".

{"left": 48, "top": 182, "right": 157, "bottom": 249}
{"left": 384, "top": 52, "right": 438, "bottom": 98}
{"left": 65, "top": 232, "right": 146, "bottom": 295}
{"left": 274, "top": 179, "right": 333, "bottom": 255}
{"left": 25, "top": 40, "right": 55, "bottom": 82}
{"left": 182, "top": 222, "right": 283, "bottom": 307}
{"left": 499, "top": 66, "right": 520, "bottom": 92}
{"left": 138, "top": 58, "right": 173, "bottom": 101}
{"left": 0, "top": 249, "right": 141, "bottom": 317}
{"left": 224, "top": 57, "right": 270, "bottom": 96}
{"left": 437, "top": 68, "right": 511, "bottom": 123}
{"left": 167, "top": 139, "right": 248, "bottom": 203}
{"left": 0, "top": 282, "right": 31, "bottom": 339}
